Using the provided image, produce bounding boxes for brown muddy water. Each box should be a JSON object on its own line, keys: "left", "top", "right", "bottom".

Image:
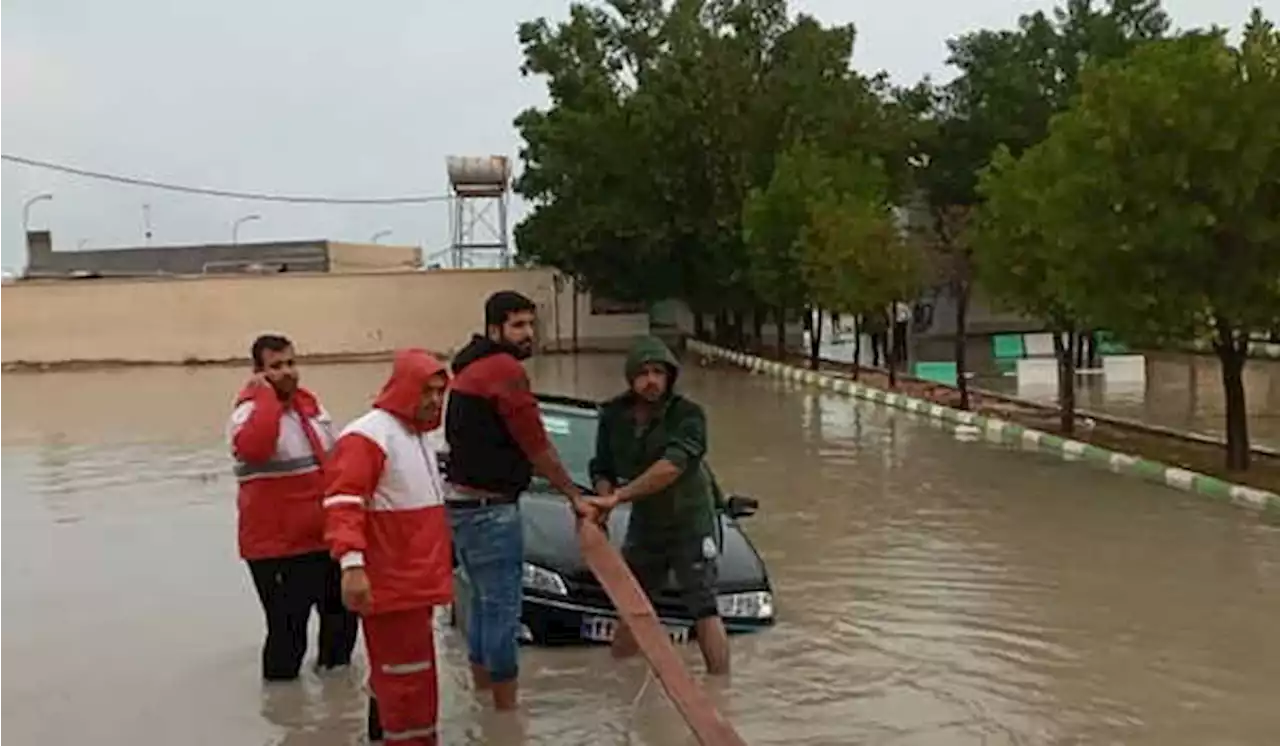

{"left": 824, "top": 339, "right": 1280, "bottom": 448}
{"left": 3, "top": 354, "right": 1279, "bottom": 745}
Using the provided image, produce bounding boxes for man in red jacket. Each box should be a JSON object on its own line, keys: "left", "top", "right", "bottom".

{"left": 324, "top": 349, "right": 452, "bottom": 746}
{"left": 228, "top": 334, "right": 358, "bottom": 681}
{"left": 445, "top": 290, "right": 593, "bottom": 711}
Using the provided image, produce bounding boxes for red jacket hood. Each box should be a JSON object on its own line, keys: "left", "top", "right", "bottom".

{"left": 374, "top": 349, "right": 449, "bottom": 431}
{"left": 235, "top": 382, "right": 322, "bottom": 418}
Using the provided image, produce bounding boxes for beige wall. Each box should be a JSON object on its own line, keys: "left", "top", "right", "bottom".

{"left": 1, "top": 268, "right": 649, "bottom": 366}
{"left": 326, "top": 242, "right": 422, "bottom": 273}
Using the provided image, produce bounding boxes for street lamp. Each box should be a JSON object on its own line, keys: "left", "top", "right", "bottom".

{"left": 371, "top": 229, "right": 392, "bottom": 244}
{"left": 232, "top": 214, "right": 262, "bottom": 245}
{"left": 22, "top": 193, "right": 53, "bottom": 230}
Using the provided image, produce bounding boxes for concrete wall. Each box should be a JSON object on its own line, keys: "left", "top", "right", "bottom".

{"left": 1, "top": 268, "right": 648, "bottom": 366}
{"left": 327, "top": 242, "right": 421, "bottom": 273}
{"left": 25, "top": 232, "right": 332, "bottom": 277}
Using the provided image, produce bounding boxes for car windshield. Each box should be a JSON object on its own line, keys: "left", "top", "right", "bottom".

{"left": 536, "top": 401, "right": 598, "bottom": 488}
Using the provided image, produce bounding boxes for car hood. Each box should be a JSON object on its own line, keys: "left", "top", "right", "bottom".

{"left": 520, "top": 488, "right": 768, "bottom": 591}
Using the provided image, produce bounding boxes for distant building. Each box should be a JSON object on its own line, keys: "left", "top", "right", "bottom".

{"left": 21, "top": 231, "right": 422, "bottom": 279}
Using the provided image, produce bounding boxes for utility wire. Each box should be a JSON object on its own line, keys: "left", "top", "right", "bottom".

{"left": 2, "top": 153, "right": 455, "bottom": 205}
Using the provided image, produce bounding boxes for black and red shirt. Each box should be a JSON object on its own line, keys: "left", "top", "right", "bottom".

{"left": 445, "top": 335, "right": 550, "bottom": 496}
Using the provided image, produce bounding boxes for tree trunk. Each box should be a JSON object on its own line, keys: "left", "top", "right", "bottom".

{"left": 775, "top": 306, "right": 787, "bottom": 357}
{"left": 887, "top": 305, "right": 898, "bottom": 388}
{"left": 1052, "top": 329, "right": 1077, "bottom": 436}
{"left": 571, "top": 281, "right": 580, "bottom": 354}
{"left": 732, "top": 309, "right": 746, "bottom": 349}
{"left": 954, "top": 280, "right": 972, "bottom": 410}
{"left": 752, "top": 307, "right": 764, "bottom": 351}
{"left": 808, "top": 307, "right": 823, "bottom": 370}
{"left": 1214, "top": 322, "right": 1251, "bottom": 471}
{"left": 552, "top": 276, "right": 563, "bottom": 353}
{"left": 1187, "top": 353, "right": 1199, "bottom": 423}
{"left": 693, "top": 310, "right": 706, "bottom": 340}
{"left": 714, "top": 310, "right": 729, "bottom": 346}
{"left": 852, "top": 315, "right": 863, "bottom": 381}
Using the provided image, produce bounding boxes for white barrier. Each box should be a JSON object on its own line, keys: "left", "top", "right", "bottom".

{"left": 1102, "top": 354, "right": 1146, "bottom": 384}
{"left": 1016, "top": 357, "right": 1058, "bottom": 384}
{"left": 1023, "top": 332, "right": 1057, "bottom": 357}
{"left": 1016, "top": 357, "right": 1059, "bottom": 399}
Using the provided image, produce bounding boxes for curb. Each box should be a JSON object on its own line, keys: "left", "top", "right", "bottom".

{"left": 689, "top": 340, "right": 1280, "bottom": 515}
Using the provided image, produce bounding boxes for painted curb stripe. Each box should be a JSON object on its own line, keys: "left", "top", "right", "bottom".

{"left": 704, "top": 343, "right": 1279, "bottom": 513}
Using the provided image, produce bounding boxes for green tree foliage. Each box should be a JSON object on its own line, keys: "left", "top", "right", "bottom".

{"left": 512, "top": 4, "right": 673, "bottom": 303}
{"left": 513, "top": 1, "right": 912, "bottom": 339}
{"left": 976, "top": 11, "right": 1280, "bottom": 468}
{"left": 973, "top": 144, "right": 1099, "bottom": 434}
{"left": 792, "top": 155, "right": 922, "bottom": 378}
{"left": 742, "top": 142, "right": 883, "bottom": 353}
{"left": 913, "top": 1, "right": 1170, "bottom": 409}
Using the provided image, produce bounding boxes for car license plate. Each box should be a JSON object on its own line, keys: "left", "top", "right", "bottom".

{"left": 581, "top": 615, "right": 689, "bottom": 645}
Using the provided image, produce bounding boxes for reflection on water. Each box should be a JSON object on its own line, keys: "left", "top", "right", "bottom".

{"left": 825, "top": 338, "right": 1280, "bottom": 448}
{"left": 4, "top": 355, "right": 1280, "bottom": 745}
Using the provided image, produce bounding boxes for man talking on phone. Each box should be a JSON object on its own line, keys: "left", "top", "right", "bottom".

{"left": 228, "top": 334, "right": 358, "bottom": 682}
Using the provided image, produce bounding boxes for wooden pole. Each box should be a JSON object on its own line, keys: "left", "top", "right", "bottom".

{"left": 576, "top": 520, "right": 748, "bottom": 746}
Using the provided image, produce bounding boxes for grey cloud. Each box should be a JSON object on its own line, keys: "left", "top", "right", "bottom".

{"left": 2, "top": 0, "right": 1265, "bottom": 271}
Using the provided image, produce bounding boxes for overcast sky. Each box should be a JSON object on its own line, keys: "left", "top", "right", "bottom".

{"left": 2, "top": 0, "right": 1271, "bottom": 272}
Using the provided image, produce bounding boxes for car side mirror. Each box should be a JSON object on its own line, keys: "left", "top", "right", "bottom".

{"left": 725, "top": 494, "right": 758, "bottom": 519}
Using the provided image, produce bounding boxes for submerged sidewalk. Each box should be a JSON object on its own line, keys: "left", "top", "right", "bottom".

{"left": 721, "top": 340, "right": 1280, "bottom": 504}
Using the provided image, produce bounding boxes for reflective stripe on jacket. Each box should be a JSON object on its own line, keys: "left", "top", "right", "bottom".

{"left": 228, "top": 384, "right": 335, "bottom": 560}
{"left": 324, "top": 350, "right": 453, "bottom": 615}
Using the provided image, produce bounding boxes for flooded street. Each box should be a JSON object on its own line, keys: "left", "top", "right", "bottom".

{"left": 4, "top": 354, "right": 1280, "bottom": 745}
{"left": 824, "top": 338, "right": 1280, "bottom": 448}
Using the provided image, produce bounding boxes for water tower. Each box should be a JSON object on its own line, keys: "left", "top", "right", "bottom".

{"left": 446, "top": 155, "right": 511, "bottom": 268}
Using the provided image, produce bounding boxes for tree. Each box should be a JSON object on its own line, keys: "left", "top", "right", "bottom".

{"left": 798, "top": 157, "right": 923, "bottom": 382}
{"left": 513, "top": 5, "right": 669, "bottom": 303}
{"left": 973, "top": 145, "right": 1098, "bottom": 435}
{"left": 744, "top": 143, "right": 898, "bottom": 366}
{"left": 743, "top": 142, "right": 847, "bottom": 355}
{"left": 914, "top": 1, "right": 1171, "bottom": 410}
{"left": 738, "top": 14, "right": 862, "bottom": 351}
{"left": 514, "top": 1, "right": 909, "bottom": 345}
{"left": 976, "top": 12, "right": 1280, "bottom": 467}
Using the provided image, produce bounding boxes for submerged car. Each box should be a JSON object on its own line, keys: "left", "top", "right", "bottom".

{"left": 444, "top": 394, "right": 776, "bottom": 646}
{"left": 369, "top": 394, "right": 775, "bottom": 741}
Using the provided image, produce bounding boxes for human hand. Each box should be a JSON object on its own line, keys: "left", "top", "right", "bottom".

{"left": 247, "top": 371, "right": 272, "bottom": 390}
{"left": 588, "top": 493, "right": 620, "bottom": 521}
{"left": 340, "top": 567, "right": 372, "bottom": 614}
{"left": 569, "top": 497, "right": 599, "bottom": 523}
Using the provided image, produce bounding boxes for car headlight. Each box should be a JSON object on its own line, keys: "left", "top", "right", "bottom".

{"left": 716, "top": 591, "right": 774, "bottom": 619}
{"left": 522, "top": 563, "right": 568, "bottom": 596}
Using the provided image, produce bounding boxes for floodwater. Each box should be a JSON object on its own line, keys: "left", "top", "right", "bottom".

{"left": 824, "top": 337, "right": 1280, "bottom": 448}
{"left": 3, "top": 354, "right": 1279, "bottom": 745}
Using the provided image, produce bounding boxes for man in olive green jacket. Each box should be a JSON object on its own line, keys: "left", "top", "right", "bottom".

{"left": 587, "top": 336, "right": 729, "bottom": 674}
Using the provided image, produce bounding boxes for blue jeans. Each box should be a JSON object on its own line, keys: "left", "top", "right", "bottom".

{"left": 448, "top": 502, "right": 523, "bottom": 683}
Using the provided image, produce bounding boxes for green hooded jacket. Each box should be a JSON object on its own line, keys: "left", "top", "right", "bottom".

{"left": 589, "top": 336, "right": 718, "bottom": 544}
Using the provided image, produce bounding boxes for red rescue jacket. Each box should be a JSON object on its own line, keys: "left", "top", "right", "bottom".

{"left": 228, "top": 383, "right": 336, "bottom": 560}
{"left": 324, "top": 349, "right": 454, "bottom": 615}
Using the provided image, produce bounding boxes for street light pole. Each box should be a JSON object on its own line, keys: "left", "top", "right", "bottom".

{"left": 371, "top": 229, "right": 392, "bottom": 244}
{"left": 22, "top": 193, "right": 54, "bottom": 230}
{"left": 232, "top": 214, "right": 262, "bottom": 245}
